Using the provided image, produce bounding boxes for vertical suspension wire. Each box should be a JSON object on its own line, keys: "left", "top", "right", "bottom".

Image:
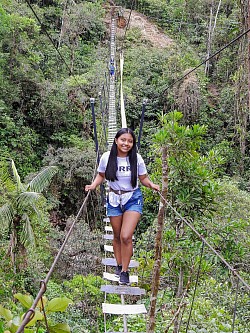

{"left": 108, "top": 14, "right": 117, "bottom": 148}
{"left": 103, "top": 311, "right": 107, "bottom": 333}
{"left": 185, "top": 240, "right": 205, "bottom": 332}
{"left": 121, "top": 294, "right": 128, "bottom": 333}
{"left": 118, "top": 0, "right": 136, "bottom": 131}
{"left": 97, "top": 90, "right": 108, "bottom": 205}
{"left": 101, "top": 10, "right": 118, "bottom": 322}
{"left": 120, "top": 51, "right": 127, "bottom": 128}
{"left": 101, "top": 77, "right": 110, "bottom": 150}
{"left": 99, "top": 91, "right": 108, "bottom": 149}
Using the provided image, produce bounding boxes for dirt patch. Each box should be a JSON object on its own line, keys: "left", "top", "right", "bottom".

{"left": 104, "top": 7, "right": 173, "bottom": 49}
{"left": 121, "top": 10, "right": 173, "bottom": 48}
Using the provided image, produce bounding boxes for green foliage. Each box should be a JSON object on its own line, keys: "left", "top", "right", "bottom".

{"left": 46, "top": 297, "right": 73, "bottom": 313}
{"left": 0, "top": 0, "right": 107, "bottom": 181}
{"left": 64, "top": 274, "right": 102, "bottom": 303}
{"left": 153, "top": 111, "right": 222, "bottom": 218}
{"left": 136, "top": 112, "right": 250, "bottom": 331}
{"left": 120, "top": 0, "right": 239, "bottom": 57}
{"left": 0, "top": 1, "right": 249, "bottom": 332}
{"left": 107, "top": 313, "right": 146, "bottom": 332}
{"left": 124, "top": 27, "right": 143, "bottom": 45}
{"left": 137, "top": 177, "right": 250, "bottom": 331}
{"left": 0, "top": 294, "right": 72, "bottom": 333}
{"left": 0, "top": 159, "right": 58, "bottom": 271}
{"left": 181, "top": 277, "right": 250, "bottom": 333}
{"left": 0, "top": 107, "right": 42, "bottom": 176}
{"left": 122, "top": 46, "right": 186, "bottom": 127}
{"left": 147, "top": 276, "right": 250, "bottom": 333}
{"left": 63, "top": 274, "right": 115, "bottom": 332}
{"left": 42, "top": 145, "right": 105, "bottom": 220}
{"left": 202, "top": 178, "right": 250, "bottom": 267}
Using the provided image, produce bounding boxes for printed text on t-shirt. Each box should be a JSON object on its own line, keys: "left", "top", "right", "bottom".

{"left": 118, "top": 166, "right": 131, "bottom": 172}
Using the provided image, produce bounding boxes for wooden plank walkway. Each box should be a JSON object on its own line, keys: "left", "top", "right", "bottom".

{"left": 102, "top": 303, "right": 147, "bottom": 315}
{"left": 101, "top": 285, "right": 145, "bottom": 296}
{"left": 101, "top": 14, "right": 147, "bottom": 332}
{"left": 103, "top": 272, "right": 138, "bottom": 284}
{"left": 102, "top": 258, "right": 139, "bottom": 268}
{"left": 103, "top": 234, "right": 135, "bottom": 240}
{"left": 104, "top": 244, "right": 114, "bottom": 252}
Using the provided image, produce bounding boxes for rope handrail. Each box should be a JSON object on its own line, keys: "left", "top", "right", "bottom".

{"left": 16, "top": 192, "right": 91, "bottom": 333}
{"left": 25, "top": 0, "right": 90, "bottom": 96}
{"left": 163, "top": 26, "right": 250, "bottom": 93}
{"left": 17, "top": 144, "right": 100, "bottom": 332}
{"left": 120, "top": 0, "right": 135, "bottom": 52}
{"left": 157, "top": 191, "right": 250, "bottom": 292}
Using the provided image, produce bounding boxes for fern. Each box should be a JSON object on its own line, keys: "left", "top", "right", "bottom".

{"left": 27, "top": 166, "right": 58, "bottom": 193}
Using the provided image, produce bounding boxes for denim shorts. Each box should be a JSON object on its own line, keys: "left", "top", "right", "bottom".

{"left": 107, "top": 188, "right": 143, "bottom": 216}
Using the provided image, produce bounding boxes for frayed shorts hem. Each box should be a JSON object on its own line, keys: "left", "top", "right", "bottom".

{"left": 107, "top": 206, "right": 142, "bottom": 217}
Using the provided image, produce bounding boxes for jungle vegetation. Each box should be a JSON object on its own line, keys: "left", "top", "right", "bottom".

{"left": 0, "top": 0, "right": 249, "bottom": 332}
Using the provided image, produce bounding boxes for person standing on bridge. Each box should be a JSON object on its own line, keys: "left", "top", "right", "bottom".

{"left": 109, "top": 59, "right": 115, "bottom": 77}
{"left": 85, "top": 128, "right": 160, "bottom": 285}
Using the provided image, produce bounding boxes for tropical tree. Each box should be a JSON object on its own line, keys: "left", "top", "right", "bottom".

{"left": 146, "top": 111, "right": 223, "bottom": 332}
{"left": 0, "top": 160, "right": 58, "bottom": 272}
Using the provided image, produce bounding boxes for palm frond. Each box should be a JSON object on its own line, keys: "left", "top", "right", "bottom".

{"left": 17, "top": 192, "right": 42, "bottom": 210}
{"left": 0, "top": 160, "right": 10, "bottom": 183}
{"left": 0, "top": 161, "right": 16, "bottom": 191}
{"left": 32, "top": 204, "right": 41, "bottom": 219}
{"left": 20, "top": 213, "right": 35, "bottom": 247}
{"left": 27, "top": 166, "right": 58, "bottom": 193}
{"left": 11, "top": 160, "right": 25, "bottom": 192}
{"left": 0, "top": 203, "right": 14, "bottom": 228}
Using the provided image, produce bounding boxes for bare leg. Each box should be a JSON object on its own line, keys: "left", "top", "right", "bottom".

{"left": 120, "top": 211, "right": 141, "bottom": 272}
{"left": 110, "top": 215, "right": 123, "bottom": 265}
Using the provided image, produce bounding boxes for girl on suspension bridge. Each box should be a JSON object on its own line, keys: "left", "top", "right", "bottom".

{"left": 85, "top": 128, "right": 160, "bottom": 285}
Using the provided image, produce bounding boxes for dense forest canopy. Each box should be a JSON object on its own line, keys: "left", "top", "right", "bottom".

{"left": 0, "top": 0, "right": 249, "bottom": 332}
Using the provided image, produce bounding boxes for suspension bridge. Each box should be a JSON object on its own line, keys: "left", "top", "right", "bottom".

{"left": 15, "top": 3, "right": 250, "bottom": 333}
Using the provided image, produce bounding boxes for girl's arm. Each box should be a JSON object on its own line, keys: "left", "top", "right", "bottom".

{"left": 139, "top": 174, "right": 160, "bottom": 191}
{"left": 85, "top": 172, "right": 105, "bottom": 191}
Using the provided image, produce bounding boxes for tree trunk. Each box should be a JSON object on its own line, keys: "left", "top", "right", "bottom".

{"left": 58, "top": 0, "right": 68, "bottom": 48}
{"left": 147, "top": 146, "right": 168, "bottom": 333}
{"left": 205, "top": 0, "right": 222, "bottom": 76}
{"left": 12, "top": 215, "right": 28, "bottom": 272}
{"left": 248, "top": 0, "right": 250, "bottom": 111}
{"left": 235, "top": 0, "right": 249, "bottom": 174}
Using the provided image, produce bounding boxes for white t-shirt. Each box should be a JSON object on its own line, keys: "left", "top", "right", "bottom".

{"left": 97, "top": 151, "right": 147, "bottom": 191}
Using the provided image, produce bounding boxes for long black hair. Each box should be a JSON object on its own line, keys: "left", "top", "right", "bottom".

{"left": 105, "top": 128, "right": 138, "bottom": 188}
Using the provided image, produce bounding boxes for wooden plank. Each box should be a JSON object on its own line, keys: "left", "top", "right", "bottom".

{"left": 102, "top": 258, "right": 139, "bottom": 267}
{"left": 103, "top": 234, "right": 114, "bottom": 240}
{"left": 101, "top": 285, "right": 145, "bottom": 296}
{"left": 104, "top": 245, "right": 114, "bottom": 252}
{"left": 102, "top": 303, "right": 147, "bottom": 315}
{"left": 105, "top": 226, "right": 113, "bottom": 232}
{"left": 103, "top": 234, "right": 134, "bottom": 240}
{"left": 103, "top": 272, "right": 138, "bottom": 283}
